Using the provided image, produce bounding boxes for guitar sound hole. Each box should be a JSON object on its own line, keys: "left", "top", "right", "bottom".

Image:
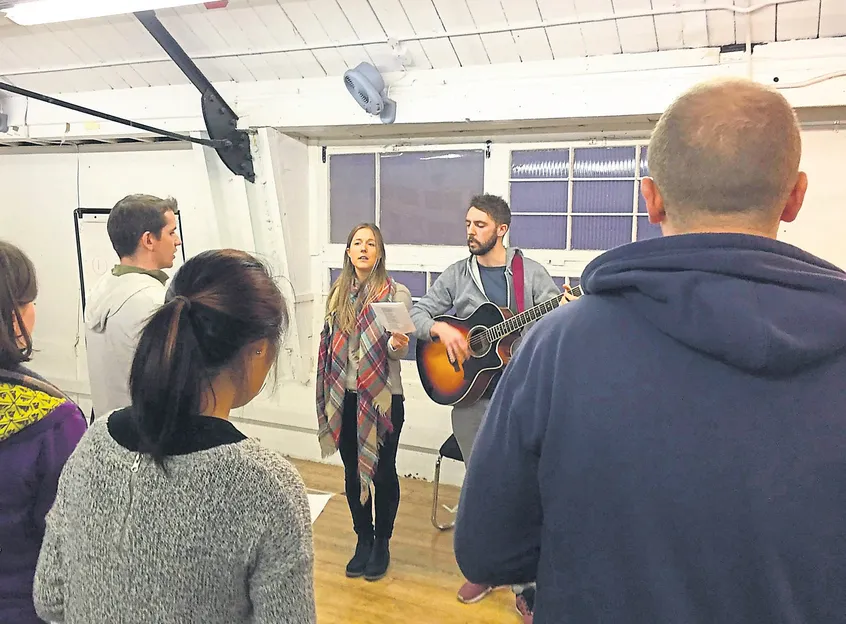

{"left": 467, "top": 326, "right": 492, "bottom": 358}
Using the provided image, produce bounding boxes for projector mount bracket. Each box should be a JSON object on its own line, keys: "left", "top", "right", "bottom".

{"left": 0, "top": 10, "right": 255, "bottom": 183}
{"left": 135, "top": 10, "right": 254, "bottom": 183}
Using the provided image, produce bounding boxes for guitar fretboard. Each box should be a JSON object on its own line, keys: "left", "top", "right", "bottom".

{"left": 487, "top": 285, "right": 583, "bottom": 342}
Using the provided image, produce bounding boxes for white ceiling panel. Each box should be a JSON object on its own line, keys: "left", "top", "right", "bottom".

{"left": 465, "top": 0, "right": 523, "bottom": 64}
{"left": 0, "top": 0, "right": 843, "bottom": 95}
{"left": 705, "top": 0, "right": 738, "bottom": 46}
{"left": 652, "top": 0, "right": 687, "bottom": 50}
{"left": 237, "top": 53, "right": 281, "bottom": 82}
{"left": 106, "top": 15, "right": 169, "bottom": 58}
{"left": 499, "top": 0, "right": 554, "bottom": 63}
{"left": 131, "top": 60, "right": 192, "bottom": 87}
{"left": 748, "top": 0, "right": 778, "bottom": 43}
{"left": 429, "top": 0, "right": 489, "bottom": 67}
{"left": 366, "top": 0, "right": 433, "bottom": 70}
{"left": 610, "top": 0, "right": 659, "bottom": 54}
{"left": 573, "top": 0, "right": 622, "bottom": 57}
{"left": 250, "top": 1, "right": 326, "bottom": 76}
{"left": 281, "top": 2, "right": 349, "bottom": 75}
{"left": 110, "top": 64, "right": 152, "bottom": 89}
{"left": 400, "top": 0, "right": 462, "bottom": 69}
{"left": 261, "top": 51, "right": 306, "bottom": 79}
{"left": 680, "top": 0, "right": 710, "bottom": 49}
{"left": 819, "top": 0, "right": 846, "bottom": 38}
{"left": 535, "top": 0, "right": 587, "bottom": 58}
{"left": 776, "top": 0, "right": 821, "bottom": 41}
{"left": 307, "top": 0, "right": 377, "bottom": 71}
{"left": 156, "top": 8, "right": 211, "bottom": 55}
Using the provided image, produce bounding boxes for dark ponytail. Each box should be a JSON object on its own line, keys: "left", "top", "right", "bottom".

{"left": 0, "top": 241, "right": 38, "bottom": 369}
{"left": 129, "top": 249, "right": 288, "bottom": 467}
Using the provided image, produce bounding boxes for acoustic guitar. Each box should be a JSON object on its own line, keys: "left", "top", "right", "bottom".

{"left": 416, "top": 285, "right": 583, "bottom": 407}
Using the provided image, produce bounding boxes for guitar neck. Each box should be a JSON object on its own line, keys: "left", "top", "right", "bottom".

{"left": 489, "top": 284, "right": 582, "bottom": 341}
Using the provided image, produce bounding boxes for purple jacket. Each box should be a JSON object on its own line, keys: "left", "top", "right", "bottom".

{"left": 0, "top": 367, "right": 86, "bottom": 624}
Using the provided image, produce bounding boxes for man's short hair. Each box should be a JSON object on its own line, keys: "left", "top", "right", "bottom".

{"left": 107, "top": 194, "right": 178, "bottom": 259}
{"left": 470, "top": 194, "right": 511, "bottom": 227}
{"left": 647, "top": 78, "right": 802, "bottom": 226}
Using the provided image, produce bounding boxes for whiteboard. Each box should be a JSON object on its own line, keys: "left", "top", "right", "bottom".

{"left": 74, "top": 208, "right": 187, "bottom": 312}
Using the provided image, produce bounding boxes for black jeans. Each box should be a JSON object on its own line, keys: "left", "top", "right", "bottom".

{"left": 338, "top": 391, "right": 405, "bottom": 539}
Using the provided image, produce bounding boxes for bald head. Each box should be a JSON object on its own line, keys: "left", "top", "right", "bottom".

{"left": 646, "top": 78, "right": 804, "bottom": 233}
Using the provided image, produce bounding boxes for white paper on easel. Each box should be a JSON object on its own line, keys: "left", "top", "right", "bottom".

{"left": 370, "top": 302, "right": 416, "bottom": 334}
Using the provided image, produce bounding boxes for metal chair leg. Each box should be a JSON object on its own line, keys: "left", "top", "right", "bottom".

{"left": 431, "top": 455, "right": 456, "bottom": 531}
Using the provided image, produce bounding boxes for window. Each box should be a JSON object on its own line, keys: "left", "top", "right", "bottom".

{"left": 509, "top": 145, "right": 661, "bottom": 250}
{"left": 329, "top": 150, "right": 485, "bottom": 246}
{"left": 329, "top": 154, "right": 376, "bottom": 245}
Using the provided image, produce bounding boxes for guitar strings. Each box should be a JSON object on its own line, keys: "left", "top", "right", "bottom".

{"left": 466, "top": 286, "right": 583, "bottom": 350}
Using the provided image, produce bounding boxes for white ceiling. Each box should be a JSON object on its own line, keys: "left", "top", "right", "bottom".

{"left": 0, "top": 0, "right": 844, "bottom": 94}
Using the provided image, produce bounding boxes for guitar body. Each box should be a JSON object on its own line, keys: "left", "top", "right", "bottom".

{"left": 416, "top": 302, "right": 519, "bottom": 407}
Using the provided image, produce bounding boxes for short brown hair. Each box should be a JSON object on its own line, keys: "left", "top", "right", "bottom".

{"left": 469, "top": 194, "right": 511, "bottom": 226}
{"left": 0, "top": 241, "right": 37, "bottom": 368}
{"left": 107, "top": 194, "right": 179, "bottom": 259}
{"left": 647, "top": 78, "right": 801, "bottom": 226}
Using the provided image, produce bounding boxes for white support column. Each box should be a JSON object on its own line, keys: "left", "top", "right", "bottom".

{"left": 308, "top": 144, "right": 329, "bottom": 381}
{"left": 245, "top": 128, "right": 311, "bottom": 383}
{"left": 190, "top": 133, "right": 255, "bottom": 253}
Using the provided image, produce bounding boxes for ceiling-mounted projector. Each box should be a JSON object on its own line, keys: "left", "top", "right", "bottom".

{"left": 343, "top": 62, "right": 396, "bottom": 124}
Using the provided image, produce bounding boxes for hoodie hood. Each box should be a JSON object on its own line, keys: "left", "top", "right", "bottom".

{"left": 583, "top": 233, "right": 846, "bottom": 375}
{"left": 84, "top": 271, "right": 164, "bottom": 333}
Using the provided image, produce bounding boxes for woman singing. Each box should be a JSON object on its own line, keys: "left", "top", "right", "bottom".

{"left": 316, "top": 223, "right": 412, "bottom": 582}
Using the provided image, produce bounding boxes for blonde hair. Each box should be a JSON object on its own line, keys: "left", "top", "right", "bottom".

{"left": 648, "top": 78, "right": 802, "bottom": 228}
{"left": 326, "top": 224, "right": 389, "bottom": 335}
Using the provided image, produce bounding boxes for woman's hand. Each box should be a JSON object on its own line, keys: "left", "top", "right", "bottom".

{"left": 389, "top": 332, "right": 410, "bottom": 351}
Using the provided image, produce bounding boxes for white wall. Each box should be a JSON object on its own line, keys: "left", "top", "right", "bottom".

{"left": 780, "top": 127, "right": 846, "bottom": 268}
{"left": 0, "top": 144, "right": 219, "bottom": 410}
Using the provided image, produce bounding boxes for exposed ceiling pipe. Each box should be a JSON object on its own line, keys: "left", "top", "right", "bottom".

{"left": 0, "top": 0, "right": 810, "bottom": 78}
{"left": 776, "top": 70, "right": 846, "bottom": 89}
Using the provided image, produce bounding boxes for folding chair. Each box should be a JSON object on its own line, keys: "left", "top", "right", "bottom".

{"left": 431, "top": 433, "right": 464, "bottom": 530}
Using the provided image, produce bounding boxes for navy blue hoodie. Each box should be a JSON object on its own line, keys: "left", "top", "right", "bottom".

{"left": 455, "top": 233, "right": 846, "bottom": 623}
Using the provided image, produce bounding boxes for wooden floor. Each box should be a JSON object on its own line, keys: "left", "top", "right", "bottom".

{"left": 289, "top": 459, "right": 518, "bottom": 623}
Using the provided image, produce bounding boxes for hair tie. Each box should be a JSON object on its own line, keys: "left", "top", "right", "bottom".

{"left": 172, "top": 295, "right": 192, "bottom": 311}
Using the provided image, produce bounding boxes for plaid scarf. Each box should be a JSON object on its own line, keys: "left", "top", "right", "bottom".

{"left": 316, "top": 278, "right": 395, "bottom": 503}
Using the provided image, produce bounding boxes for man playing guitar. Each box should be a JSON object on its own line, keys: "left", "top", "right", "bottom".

{"left": 410, "top": 194, "right": 566, "bottom": 613}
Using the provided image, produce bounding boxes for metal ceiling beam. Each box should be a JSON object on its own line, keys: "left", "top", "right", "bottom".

{"left": 0, "top": 80, "right": 228, "bottom": 148}
{"left": 134, "top": 10, "right": 255, "bottom": 183}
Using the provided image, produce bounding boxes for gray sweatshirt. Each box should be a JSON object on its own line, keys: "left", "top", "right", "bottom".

{"left": 84, "top": 269, "right": 167, "bottom": 418}
{"left": 410, "top": 247, "right": 561, "bottom": 341}
{"left": 33, "top": 412, "right": 316, "bottom": 624}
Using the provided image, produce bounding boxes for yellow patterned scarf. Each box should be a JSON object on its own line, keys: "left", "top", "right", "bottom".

{"left": 0, "top": 373, "right": 67, "bottom": 442}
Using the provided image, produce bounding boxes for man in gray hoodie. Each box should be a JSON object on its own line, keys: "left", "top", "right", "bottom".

{"left": 84, "top": 194, "right": 181, "bottom": 418}
{"left": 409, "top": 193, "right": 561, "bottom": 609}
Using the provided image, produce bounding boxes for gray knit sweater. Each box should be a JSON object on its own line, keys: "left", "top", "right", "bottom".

{"left": 33, "top": 413, "right": 316, "bottom": 624}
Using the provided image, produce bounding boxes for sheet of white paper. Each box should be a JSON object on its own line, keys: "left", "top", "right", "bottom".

{"left": 307, "top": 494, "right": 332, "bottom": 524}
{"left": 370, "top": 302, "right": 416, "bottom": 334}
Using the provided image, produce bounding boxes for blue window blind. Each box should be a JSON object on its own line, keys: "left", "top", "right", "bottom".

{"left": 509, "top": 145, "right": 661, "bottom": 251}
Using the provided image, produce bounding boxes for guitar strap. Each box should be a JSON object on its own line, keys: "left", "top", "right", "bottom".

{"left": 512, "top": 251, "right": 526, "bottom": 313}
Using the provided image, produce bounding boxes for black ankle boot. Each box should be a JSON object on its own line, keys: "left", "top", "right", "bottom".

{"left": 345, "top": 535, "right": 374, "bottom": 578}
{"left": 364, "top": 537, "right": 390, "bottom": 581}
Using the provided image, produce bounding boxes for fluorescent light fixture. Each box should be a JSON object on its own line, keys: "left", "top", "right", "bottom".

{"left": 3, "top": 0, "right": 205, "bottom": 25}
